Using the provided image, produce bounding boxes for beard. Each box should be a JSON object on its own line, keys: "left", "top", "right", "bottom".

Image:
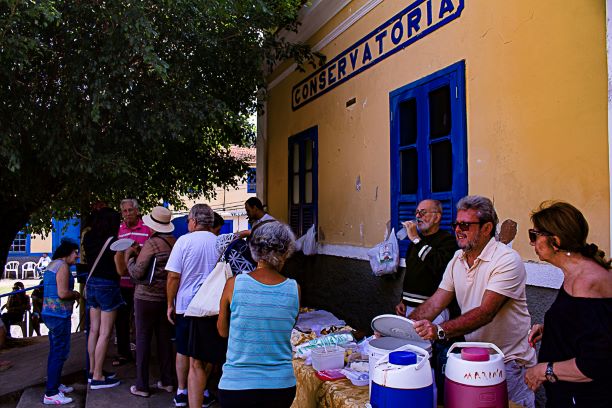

{"left": 458, "top": 230, "right": 482, "bottom": 252}
{"left": 416, "top": 219, "right": 432, "bottom": 234}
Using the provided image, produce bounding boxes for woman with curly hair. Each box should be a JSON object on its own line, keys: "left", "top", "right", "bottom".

{"left": 524, "top": 201, "right": 612, "bottom": 407}
{"left": 217, "top": 221, "right": 300, "bottom": 408}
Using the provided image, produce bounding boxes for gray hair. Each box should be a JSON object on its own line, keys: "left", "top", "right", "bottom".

{"left": 189, "top": 204, "right": 214, "bottom": 227}
{"left": 424, "top": 199, "right": 443, "bottom": 214}
{"left": 120, "top": 198, "right": 139, "bottom": 209}
{"left": 249, "top": 222, "right": 296, "bottom": 269}
{"left": 456, "top": 195, "right": 498, "bottom": 237}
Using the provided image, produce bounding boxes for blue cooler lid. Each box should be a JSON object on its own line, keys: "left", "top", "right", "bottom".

{"left": 389, "top": 351, "right": 417, "bottom": 366}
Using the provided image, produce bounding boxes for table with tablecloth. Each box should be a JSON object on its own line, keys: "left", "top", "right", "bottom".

{"left": 291, "top": 358, "right": 524, "bottom": 408}
{"left": 292, "top": 358, "right": 369, "bottom": 408}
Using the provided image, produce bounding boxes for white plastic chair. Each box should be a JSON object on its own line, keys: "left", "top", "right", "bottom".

{"left": 3, "top": 261, "right": 19, "bottom": 279}
{"left": 21, "top": 261, "right": 37, "bottom": 279}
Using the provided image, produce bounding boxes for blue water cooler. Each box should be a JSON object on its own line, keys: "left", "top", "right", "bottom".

{"left": 370, "top": 345, "right": 434, "bottom": 408}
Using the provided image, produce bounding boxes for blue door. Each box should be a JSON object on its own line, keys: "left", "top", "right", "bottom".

{"left": 390, "top": 61, "right": 467, "bottom": 253}
{"left": 288, "top": 126, "right": 318, "bottom": 237}
{"left": 52, "top": 218, "right": 81, "bottom": 253}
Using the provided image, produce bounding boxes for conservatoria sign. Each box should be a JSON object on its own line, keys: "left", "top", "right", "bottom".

{"left": 291, "top": 0, "right": 464, "bottom": 110}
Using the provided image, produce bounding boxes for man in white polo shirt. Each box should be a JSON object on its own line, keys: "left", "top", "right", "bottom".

{"left": 410, "top": 195, "right": 536, "bottom": 408}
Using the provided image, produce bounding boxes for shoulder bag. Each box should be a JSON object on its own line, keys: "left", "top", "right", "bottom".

{"left": 83, "top": 236, "right": 113, "bottom": 298}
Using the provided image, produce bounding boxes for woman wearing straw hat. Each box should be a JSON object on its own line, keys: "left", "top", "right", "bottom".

{"left": 123, "top": 206, "right": 177, "bottom": 397}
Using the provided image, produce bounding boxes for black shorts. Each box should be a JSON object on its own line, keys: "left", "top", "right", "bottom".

{"left": 174, "top": 314, "right": 190, "bottom": 356}
{"left": 218, "top": 386, "right": 296, "bottom": 408}
{"left": 187, "top": 316, "right": 228, "bottom": 364}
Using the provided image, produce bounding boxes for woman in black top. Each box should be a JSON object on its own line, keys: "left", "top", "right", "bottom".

{"left": 525, "top": 201, "right": 612, "bottom": 407}
{"left": 83, "top": 207, "right": 124, "bottom": 390}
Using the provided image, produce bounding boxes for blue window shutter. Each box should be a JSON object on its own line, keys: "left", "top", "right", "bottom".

{"left": 390, "top": 61, "right": 467, "bottom": 254}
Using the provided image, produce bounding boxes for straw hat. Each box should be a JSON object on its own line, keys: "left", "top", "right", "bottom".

{"left": 143, "top": 206, "right": 175, "bottom": 233}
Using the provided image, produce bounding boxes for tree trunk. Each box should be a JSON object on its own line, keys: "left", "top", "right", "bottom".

{"left": 0, "top": 206, "right": 30, "bottom": 272}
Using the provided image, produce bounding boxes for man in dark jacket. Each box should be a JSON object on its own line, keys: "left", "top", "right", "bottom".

{"left": 395, "top": 199, "right": 458, "bottom": 320}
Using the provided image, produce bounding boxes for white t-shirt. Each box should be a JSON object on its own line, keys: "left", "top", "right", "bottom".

{"left": 166, "top": 231, "right": 220, "bottom": 314}
{"left": 38, "top": 256, "right": 52, "bottom": 268}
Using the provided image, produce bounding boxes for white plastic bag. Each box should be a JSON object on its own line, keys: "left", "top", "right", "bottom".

{"left": 184, "top": 261, "right": 232, "bottom": 317}
{"left": 367, "top": 228, "right": 399, "bottom": 276}
{"left": 296, "top": 224, "right": 317, "bottom": 256}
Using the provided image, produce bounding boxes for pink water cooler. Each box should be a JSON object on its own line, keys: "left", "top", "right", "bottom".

{"left": 444, "top": 342, "right": 508, "bottom": 408}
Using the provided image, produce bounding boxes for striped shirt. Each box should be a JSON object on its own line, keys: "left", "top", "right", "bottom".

{"left": 119, "top": 219, "right": 152, "bottom": 287}
{"left": 219, "top": 274, "right": 299, "bottom": 391}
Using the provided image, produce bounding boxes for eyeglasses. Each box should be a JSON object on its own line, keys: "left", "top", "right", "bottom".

{"left": 528, "top": 228, "right": 552, "bottom": 243}
{"left": 415, "top": 209, "right": 439, "bottom": 217}
{"left": 451, "top": 221, "right": 483, "bottom": 231}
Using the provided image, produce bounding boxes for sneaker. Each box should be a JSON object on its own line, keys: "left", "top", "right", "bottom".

{"left": 43, "top": 392, "right": 73, "bottom": 405}
{"left": 202, "top": 394, "right": 217, "bottom": 408}
{"left": 90, "top": 377, "right": 121, "bottom": 389}
{"left": 87, "top": 370, "right": 117, "bottom": 383}
{"left": 173, "top": 392, "right": 188, "bottom": 407}
{"left": 58, "top": 384, "right": 74, "bottom": 394}
{"left": 156, "top": 380, "right": 174, "bottom": 393}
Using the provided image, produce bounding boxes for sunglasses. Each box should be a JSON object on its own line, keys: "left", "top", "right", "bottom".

{"left": 415, "top": 209, "right": 439, "bottom": 217}
{"left": 528, "top": 228, "right": 552, "bottom": 243}
{"left": 451, "top": 221, "right": 483, "bottom": 231}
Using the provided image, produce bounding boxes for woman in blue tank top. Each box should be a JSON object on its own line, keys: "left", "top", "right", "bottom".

{"left": 42, "top": 239, "right": 81, "bottom": 405}
{"left": 217, "top": 221, "right": 301, "bottom": 408}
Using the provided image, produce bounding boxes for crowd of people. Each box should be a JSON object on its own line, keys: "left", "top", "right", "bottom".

{"left": 10, "top": 193, "right": 606, "bottom": 407}
{"left": 37, "top": 197, "right": 291, "bottom": 407}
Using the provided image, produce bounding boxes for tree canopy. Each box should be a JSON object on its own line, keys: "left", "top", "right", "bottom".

{"left": 0, "top": 0, "right": 319, "bottom": 264}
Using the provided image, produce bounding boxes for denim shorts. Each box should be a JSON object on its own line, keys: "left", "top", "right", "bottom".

{"left": 86, "top": 277, "right": 125, "bottom": 312}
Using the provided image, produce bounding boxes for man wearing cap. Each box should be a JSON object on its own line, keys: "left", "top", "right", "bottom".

{"left": 166, "top": 204, "right": 229, "bottom": 408}
{"left": 124, "top": 206, "right": 176, "bottom": 397}
{"left": 114, "top": 199, "right": 152, "bottom": 367}
{"left": 410, "top": 195, "right": 536, "bottom": 408}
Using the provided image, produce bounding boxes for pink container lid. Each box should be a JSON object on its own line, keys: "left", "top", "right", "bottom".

{"left": 461, "top": 347, "right": 490, "bottom": 362}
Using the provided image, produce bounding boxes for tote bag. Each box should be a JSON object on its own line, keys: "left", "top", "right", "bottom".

{"left": 184, "top": 261, "right": 233, "bottom": 317}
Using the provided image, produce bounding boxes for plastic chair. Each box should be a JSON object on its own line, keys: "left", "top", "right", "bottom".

{"left": 21, "top": 262, "right": 37, "bottom": 279}
{"left": 3, "top": 261, "right": 19, "bottom": 279}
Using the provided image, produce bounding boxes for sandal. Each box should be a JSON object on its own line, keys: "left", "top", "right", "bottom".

{"left": 130, "top": 385, "right": 150, "bottom": 397}
{"left": 112, "top": 356, "right": 131, "bottom": 367}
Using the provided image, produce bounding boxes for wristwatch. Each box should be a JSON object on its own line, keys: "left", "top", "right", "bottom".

{"left": 412, "top": 237, "right": 421, "bottom": 245}
{"left": 545, "top": 362, "right": 558, "bottom": 383}
{"left": 436, "top": 324, "right": 446, "bottom": 341}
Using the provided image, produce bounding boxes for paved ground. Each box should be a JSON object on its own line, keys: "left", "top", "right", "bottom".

{"left": 84, "top": 356, "right": 221, "bottom": 408}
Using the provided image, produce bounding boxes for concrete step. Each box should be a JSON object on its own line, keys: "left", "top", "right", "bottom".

{"left": 85, "top": 359, "right": 176, "bottom": 408}
{"left": 0, "top": 333, "right": 86, "bottom": 398}
{"left": 84, "top": 358, "right": 221, "bottom": 408}
{"left": 16, "top": 381, "right": 86, "bottom": 408}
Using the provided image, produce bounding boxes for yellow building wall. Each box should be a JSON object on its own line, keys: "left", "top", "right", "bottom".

{"left": 29, "top": 234, "right": 52, "bottom": 254}
{"left": 266, "top": 0, "right": 609, "bottom": 259}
